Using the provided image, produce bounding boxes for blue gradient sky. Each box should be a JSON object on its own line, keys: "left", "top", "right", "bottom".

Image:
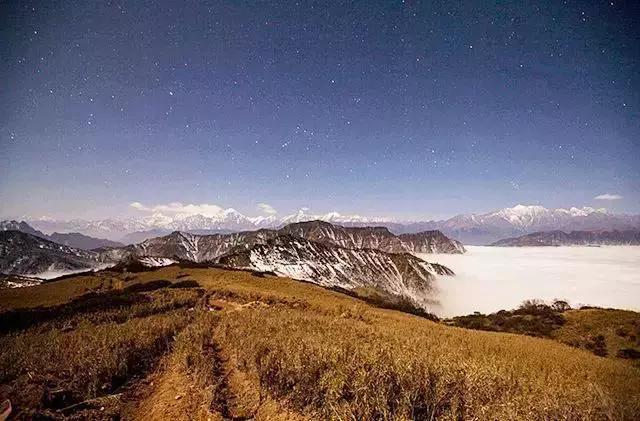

{"left": 1, "top": 1, "right": 638, "bottom": 220}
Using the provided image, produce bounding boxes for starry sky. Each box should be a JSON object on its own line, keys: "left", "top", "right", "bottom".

{"left": 1, "top": 0, "right": 639, "bottom": 220}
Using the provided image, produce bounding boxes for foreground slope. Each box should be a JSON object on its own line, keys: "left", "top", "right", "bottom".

{"left": 0, "top": 266, "right": 638, "bottom": 420}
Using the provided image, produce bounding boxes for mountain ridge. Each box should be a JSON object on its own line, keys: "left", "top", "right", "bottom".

{"left": 0, "top": 230, "right": 101, "bottom": 276}
{"left": 0, "top": 220, "right": 123, "bottom": 250}
{"left": 109, "top": 220, "right": 465, "bottom": 263}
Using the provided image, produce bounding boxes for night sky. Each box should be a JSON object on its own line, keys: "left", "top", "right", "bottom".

{"left": 1, "top": 1, "right": 638, "bottom": 220}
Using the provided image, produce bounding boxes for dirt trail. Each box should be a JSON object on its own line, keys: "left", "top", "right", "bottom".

{"left": 126, "top": 301, "right": 307, "bottom": 421}
{"left": 211, "top": 342, "right": 308, "bottom": 421}
{"left": 126, "top": 365, "right": 220, "bottom": 421}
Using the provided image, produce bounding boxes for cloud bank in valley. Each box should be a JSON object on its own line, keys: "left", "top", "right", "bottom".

{"left": 417, "top": 246, "right": 640, "bottom": 317}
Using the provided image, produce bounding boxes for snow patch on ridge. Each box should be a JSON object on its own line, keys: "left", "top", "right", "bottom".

{"left": 139, "top": 257, "right": 177, "bottom": 267}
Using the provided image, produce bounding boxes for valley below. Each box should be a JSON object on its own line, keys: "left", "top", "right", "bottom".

{"left": 419, "top": 245, "right": 640, "bottom": 317}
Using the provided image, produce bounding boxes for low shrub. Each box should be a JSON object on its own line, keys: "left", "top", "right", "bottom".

{"left": 332, "top": 286, "right": 440, "bottom": 321}
{"left": 449, "top": 299, "right": 567, "bottom": 337}
{"left": 585, "top": 334, "right": 608, "bottom": 357}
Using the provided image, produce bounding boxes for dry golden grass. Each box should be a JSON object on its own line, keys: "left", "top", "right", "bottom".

{"left": 0, "top": 283, "right": 202, "bottom": 419}
{"left": 0, "top": 311, "right": 189, "bottom": 418}
{"left": 126, "top": 312, "right": 223, "bottom": 421}
{"left": 216, "top": 306, "right": 640, "bottom": 420}
{"left": 0, "top": 272, "right": 111, "bottom": 311}
{"left": 0, "top": 266, "right": 639, "bottom": 420}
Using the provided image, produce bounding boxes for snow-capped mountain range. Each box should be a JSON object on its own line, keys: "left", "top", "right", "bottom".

{"left": 101, "top": 220, "right": 464, "bottom": 265}
{"left": 18, "top": 204, "right": 640, "bottom": 245}
{"left": 24, "top": 209, "right": 396, "bottom": 242}
{"left": 432, "top": 205, "right": 640, "bottom": 244}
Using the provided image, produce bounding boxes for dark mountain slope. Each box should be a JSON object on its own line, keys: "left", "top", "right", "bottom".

{"left": 1, "top": 220, "right": 123, "bottom": 250}
{"left": 491, "top": 230, "right": 640, "bottom": 246}
{"left": 0, "top": 231, "right": 100, "bottom": 275}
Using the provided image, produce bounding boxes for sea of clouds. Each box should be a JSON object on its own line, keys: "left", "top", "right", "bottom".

{"left": 417, "top": 246, "right": 640, "bottom": 317}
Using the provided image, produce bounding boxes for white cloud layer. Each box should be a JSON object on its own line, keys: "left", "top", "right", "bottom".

{"left": 594, "top": 193, "right": 622, "bottom": 201}
{"left": 418, "top": 246, "right": 640, "bottom": 317}
{"left": 257, "top": 203, "right": 277, "bottom": 215}
{"left": 130, "top": 201, "right": 225, "bottom": 217}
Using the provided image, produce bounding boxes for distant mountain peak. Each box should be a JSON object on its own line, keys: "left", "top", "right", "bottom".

{"left": 0, "top": 220, "right": 47, "bottom": 238}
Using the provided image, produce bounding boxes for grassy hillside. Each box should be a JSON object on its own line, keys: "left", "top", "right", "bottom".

{"left": 448, "top": 300, "right": 640, "bottom": 365}
{"left": 1, "top": 266, "right": 639, "bottom": 419}
{"left": 554, "top": 308, "right": 640, "bottom": 361}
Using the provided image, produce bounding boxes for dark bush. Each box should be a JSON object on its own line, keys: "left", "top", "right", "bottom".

{"left": 123, "top": 279, "right": 172, "bottom": 293}
{"left": 578, "top": 305, "right": 602, "bottom": 310}
{"left": 586, "top": 335, "right": 608, "bottom": 357}
{"left": 251, "top": 270, "right": 277, "bottom": 278}
{"left": 449, "top": 299, "right": 567, "bottom": 338}
{"left": 551, "top": 299, "right": 572, "bottom": 312}
{"left": 617, "top": 348, "right": 640, "bottom": 360}
{"left": 170, "top": 280, "right": 200, "bottom": 289}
